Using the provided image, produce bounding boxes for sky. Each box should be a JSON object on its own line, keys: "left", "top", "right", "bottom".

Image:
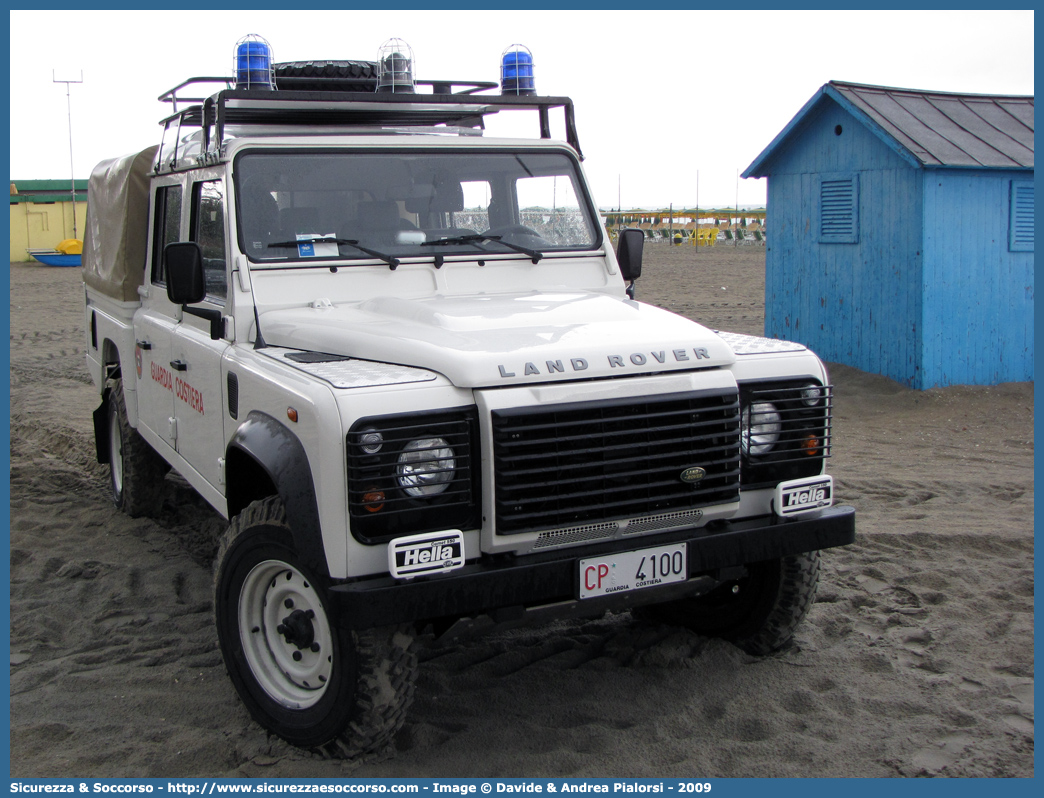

{"left": 8, "top": 8, "right": 1035, "bottom": 210}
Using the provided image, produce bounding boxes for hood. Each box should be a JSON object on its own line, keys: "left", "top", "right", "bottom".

{"left": 260, "top": 292, "right": 737, "bottom": 388}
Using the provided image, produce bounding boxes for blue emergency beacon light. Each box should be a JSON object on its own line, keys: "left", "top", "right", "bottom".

{"left": 235, "top": 34, "right": 275, "bottom": 90}
{"left": 501, "top": 44, "right": 535, "bottom": 95}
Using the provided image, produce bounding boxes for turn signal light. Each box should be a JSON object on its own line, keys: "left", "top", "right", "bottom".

{"left": 801, "top": 435, "right": 820, "bottom": 456}
{"left": 363, "top": 490, "right": 386, "bottom": 513}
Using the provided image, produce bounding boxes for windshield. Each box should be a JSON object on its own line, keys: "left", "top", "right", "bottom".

{"left": 235, "top": 149, "right": 600, "bottom": 264}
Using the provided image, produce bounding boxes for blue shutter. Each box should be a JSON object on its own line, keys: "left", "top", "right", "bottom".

{"left": 817, "top": 173, "right": 859, "bottom": 244}
{"left": 1009, "top": 180, "right": 1034, "bottom": 252}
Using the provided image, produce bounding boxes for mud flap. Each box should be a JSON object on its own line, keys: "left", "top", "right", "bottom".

{"left": 93, "top": 399, "right": 110, "bottom": 464}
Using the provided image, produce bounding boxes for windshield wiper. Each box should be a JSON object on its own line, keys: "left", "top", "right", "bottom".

{"left": 421, "top": 234, "right": 543, "bottom": 263}
{"left": 268, "top": 237, "right": 400, "bottom": 270}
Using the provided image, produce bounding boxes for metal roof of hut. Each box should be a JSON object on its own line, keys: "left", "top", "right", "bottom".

{"left": 745, "top": 80, "right": 1033, "bottom": 177}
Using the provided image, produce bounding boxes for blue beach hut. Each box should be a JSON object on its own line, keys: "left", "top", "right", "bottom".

{"left": 743, "top": 81, "right": 1034, "bottom": 389}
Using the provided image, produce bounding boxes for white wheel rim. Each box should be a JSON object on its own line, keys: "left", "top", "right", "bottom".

{"left": 109, "top": 411, "right": 124, "bottom": 496}
{"left": 239, "top": 559, "right": 334, "bottom": 709}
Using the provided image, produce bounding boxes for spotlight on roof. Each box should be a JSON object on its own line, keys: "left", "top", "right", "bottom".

{"left": 377, "top": 38, "right": 415, "bottom": 93}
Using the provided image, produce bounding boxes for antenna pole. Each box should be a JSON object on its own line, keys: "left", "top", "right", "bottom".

{"left": 53, "top": 70, "right": 83, "bottom": 239}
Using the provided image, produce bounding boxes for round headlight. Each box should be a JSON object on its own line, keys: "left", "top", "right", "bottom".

{"left": 742, "top": 402, "right": 782, "bottom": 456}
{"left": 397, "top": 438, "right": 456, "bottom": 497}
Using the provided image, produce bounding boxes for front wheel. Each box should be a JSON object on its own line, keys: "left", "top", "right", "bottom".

{"left": 214, "top": 496, "right": 417, "bottom": 756}
{"left": 645, "top": 552, "right": 821, "bottom": 655}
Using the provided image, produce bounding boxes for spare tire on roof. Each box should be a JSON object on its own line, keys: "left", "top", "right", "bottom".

{"left": 272, "top": 60, "right": 379, "bottom": 92}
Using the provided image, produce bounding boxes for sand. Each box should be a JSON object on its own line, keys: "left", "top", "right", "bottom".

{"left": 8, "top": 243, "right": 1034, "bottom": 778}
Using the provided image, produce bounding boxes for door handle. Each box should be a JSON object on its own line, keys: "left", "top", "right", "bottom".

{"left": 169, "top": 360, "right": 188, "bottom": 372}
{"left": 136, "top": 340, "right": 152, "bottom": 351}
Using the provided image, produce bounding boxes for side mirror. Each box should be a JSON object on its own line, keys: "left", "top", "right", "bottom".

{"left": 616, "top": 228, "right": 644, "bottom": 298}
{"left": 164, "top": 241, "right": 224, "bottom": 340}
{"left": 165, "top": 242, "right": 206, "bottom": 305}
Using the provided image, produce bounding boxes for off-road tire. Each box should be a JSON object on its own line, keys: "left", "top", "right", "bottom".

{"left": 214, "top": 496, "right": 417, "bottom": 757}
{"left": 647, "top": 551, "right": 821, "bottom": 655}
{"left": 273, "top": 61, "right": 378, "bottom": 92}
{"left": 107, "top": 378, "right": 167, "bottom": 518}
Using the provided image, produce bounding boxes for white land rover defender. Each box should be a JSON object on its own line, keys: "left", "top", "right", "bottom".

{"left": 82, "top": 42, "right": 855, "bottom": 757}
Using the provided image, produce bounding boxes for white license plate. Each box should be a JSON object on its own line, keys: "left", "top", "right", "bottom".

{"left": 579, "top": 543, "right": 687, "bottom": 599}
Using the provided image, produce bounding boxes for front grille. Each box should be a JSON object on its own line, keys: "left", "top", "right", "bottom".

{"left": 491, "top": 391, "right": 741, "bottom": 536}
{"left": 740, "top": 381, "right": 833, "bottom": 486}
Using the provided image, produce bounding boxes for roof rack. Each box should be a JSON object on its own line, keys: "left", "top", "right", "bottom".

{"left": 155, "top": 68, "right": 582, "bottom": 173}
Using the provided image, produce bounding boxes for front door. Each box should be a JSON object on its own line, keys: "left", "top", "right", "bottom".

{"left": 171, "top": 177, "right": 230, "bottom": 491}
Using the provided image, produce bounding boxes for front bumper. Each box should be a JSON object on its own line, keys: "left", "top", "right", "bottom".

{"left": 331, "top": 504, "right": 856, "bottom": 630}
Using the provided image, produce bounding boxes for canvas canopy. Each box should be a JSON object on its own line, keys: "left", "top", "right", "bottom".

{"left": 82, "top": 145, "right": 158, "bottom": 302}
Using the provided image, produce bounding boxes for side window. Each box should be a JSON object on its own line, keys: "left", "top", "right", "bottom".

{"left": 816, "top": 173, "right": 859, "bottom": 244}
{"left": 1009, "top": 180, "right": 1034, "bottom": 252}
{"left": 151, "top": 185, "right": 183, "bottom": 285}
{"left": 191, "top": 180, "right": 227, "bottom": 302}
